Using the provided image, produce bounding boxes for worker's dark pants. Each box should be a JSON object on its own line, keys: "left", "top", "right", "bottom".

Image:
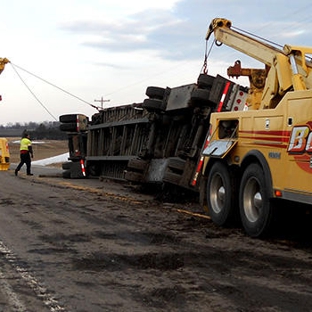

{"left": 16, "top": 153, "right": 31, "bottom": 174}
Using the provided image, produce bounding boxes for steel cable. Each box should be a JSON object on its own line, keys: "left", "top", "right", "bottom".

{"left": 10, "top": 63, "right": 58, "bottom": 121}
{"left": 10, "top": 63, "right": 100, "bottom": 113}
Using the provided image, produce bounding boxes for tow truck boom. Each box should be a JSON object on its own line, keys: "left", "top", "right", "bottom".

{"left": 206, "top": 18, "right": 284, "bottom": 66}
{"left": 206, "top": 18, "right": 312, "bottom": 109}
{"left": 0, "top": 58, "right": 9, "bottom": 75}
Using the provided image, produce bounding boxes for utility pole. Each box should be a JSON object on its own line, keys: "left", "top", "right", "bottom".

{"left": 94, "top": 96, "right": 110, "bottom": 109}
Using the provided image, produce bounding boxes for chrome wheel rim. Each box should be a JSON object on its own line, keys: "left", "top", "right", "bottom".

{"left": 243, "top": 177, "right": 262, "bottom": 222}
{"left": 210, "top": 173, "right": 225, "bottom": 214}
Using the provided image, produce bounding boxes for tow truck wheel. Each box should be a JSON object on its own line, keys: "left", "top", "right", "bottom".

{"left": 239, "top": 163, "right": 274, "bottom": 238}
{"left": 207, "top": 161, "right": 237, "bottom": 226}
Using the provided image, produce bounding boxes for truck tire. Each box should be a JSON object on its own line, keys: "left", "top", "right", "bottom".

{"left": 207, "top": 161, "right": 237, "bottom": 226}
{"left": 62, "top": 170, "right": 71, "bottom": 179}
{"left": 239, "top": 163, "right": 274, "bottom": 238}
{"left": 69, "top": 161, "right": 85, "bottom": 179}
{"left": 163, "top": 172, "right": 181, "bottom": 185}
{"left": 59, "top": 114, "right": 77, "bottom": 123}
{"left": 191, "top": 88, "right": 213, "bottom": 106}
{"left": 62, "top": 161, "right": 72, "bottom": 170}
{"left": 197, "top": 74, "right": 214, "bottom": 89}
{"left": 145, "top": 86, "right": 166, "bottom": 100}
{"left": 127, "top": 158, "right": 148, "bottom": 171}
{"left": 125, "top": 171, "right": 144, "bottom": 183}
{"left": 60, "top": 123, "right": 78, "bottom": 132}
{"left": 167, "top": 158, "right": 186, "bottom": 171}
{"left": 142, "top": 98, "right": 164, "bottom": 111}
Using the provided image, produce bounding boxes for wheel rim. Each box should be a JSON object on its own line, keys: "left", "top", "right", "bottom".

{"left": 243, "top": 177, "right": 262, "bottom": 222}
{"left": 210, "top": 173, "right": 225, "bottom": 214}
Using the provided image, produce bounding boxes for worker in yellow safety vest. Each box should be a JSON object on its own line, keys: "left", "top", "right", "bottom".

{"left": 15, "top": 131, "right": 34, "bottom": 176}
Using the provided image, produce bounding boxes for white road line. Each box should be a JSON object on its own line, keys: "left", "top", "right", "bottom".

{"left": 0, "top": 241, "right": 66, "bottom": 312}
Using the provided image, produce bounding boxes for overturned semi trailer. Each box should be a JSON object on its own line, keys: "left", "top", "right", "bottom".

{"left": 59, "top": 73, "right": 248, "bottom": 192}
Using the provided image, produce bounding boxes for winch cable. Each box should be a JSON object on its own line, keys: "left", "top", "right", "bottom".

{"left": 201, "top": 38, "right": 215, "bottom": 74}
{"left": 9, "top": 63, "right": 101, "bottom": 115}
{"left": 10, "top": 63, "right": 58, "bottom": 121}
{"left": 231, "top": 26, "right": 284, "bottom": 50}
{"left": 230, "top": 26, "right": 312, "bottom": 63}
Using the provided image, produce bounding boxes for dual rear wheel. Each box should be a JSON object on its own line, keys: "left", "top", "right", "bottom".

{"left": 206, "top": 161, "right": 274, "bottom": 237}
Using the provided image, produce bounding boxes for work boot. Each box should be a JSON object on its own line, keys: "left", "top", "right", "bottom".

{"left": 15, "top": 169, "right": 18, "bottom": 176}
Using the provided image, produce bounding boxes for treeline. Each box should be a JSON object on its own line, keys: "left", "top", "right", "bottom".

{"left": 0, "top": 121, "right": 67, "bottom": 140}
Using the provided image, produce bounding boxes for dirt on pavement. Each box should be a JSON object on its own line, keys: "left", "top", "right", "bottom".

{"left": 0, "top": 165, "right": 311, "bottom": 312}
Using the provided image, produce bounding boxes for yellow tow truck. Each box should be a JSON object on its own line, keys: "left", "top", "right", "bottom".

{"left": 201, "top": 18, "right": 312, "bottom": 237}
{"left": 0, "top": 58, "right": 10, "bottom": 170}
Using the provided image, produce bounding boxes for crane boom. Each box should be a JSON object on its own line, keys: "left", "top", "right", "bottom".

{"left": 206, "top": 18, "right": 312, "bottom": 109}
{"left": 206, "top": 18, "right": 284, "bottom": 66}
{"left": 0, "top": 58, "right": 9, "bottom": 75}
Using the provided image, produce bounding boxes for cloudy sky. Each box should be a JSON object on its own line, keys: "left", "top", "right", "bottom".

{"left": 1, "top": 0, "right": 312, "bottom": 125}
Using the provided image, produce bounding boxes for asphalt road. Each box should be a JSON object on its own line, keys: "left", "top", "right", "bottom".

{"left": 0, "top": 167, "right": 312, "bottom": 312}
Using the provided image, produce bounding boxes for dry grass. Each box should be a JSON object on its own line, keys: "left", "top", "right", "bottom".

{"left": 8, "top": 138, "right": 68, "bottom": 164}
